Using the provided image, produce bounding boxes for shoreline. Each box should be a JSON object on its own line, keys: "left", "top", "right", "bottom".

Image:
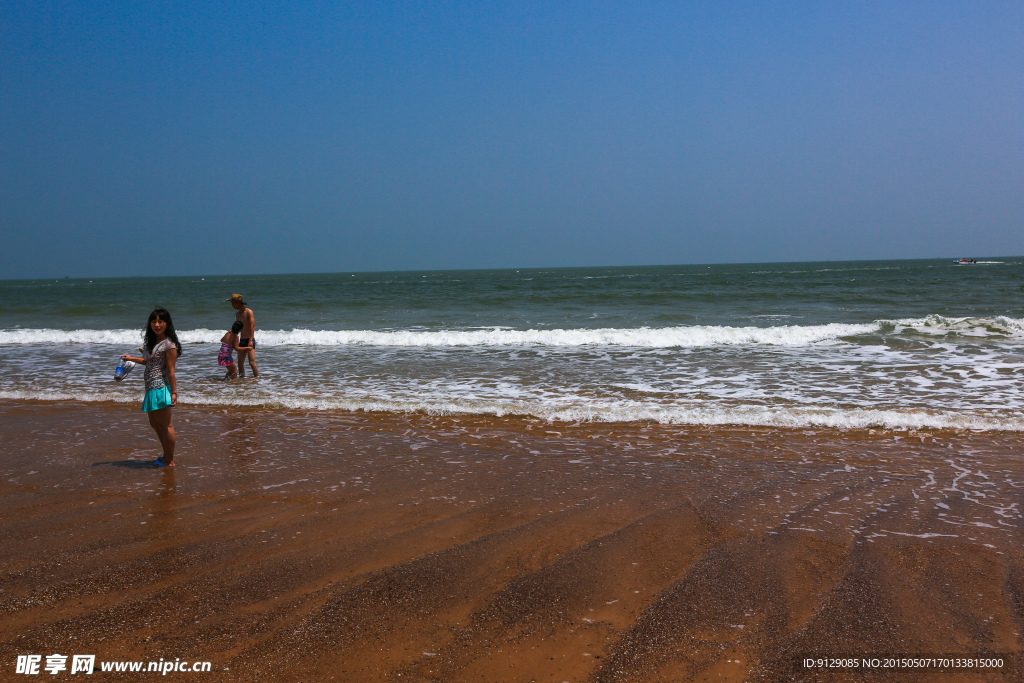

{"left": 2, "top": 399, "right": 1022, "bottom": 681}
{"left": 3, "top": 393, "right": 1022, "bottom": 434}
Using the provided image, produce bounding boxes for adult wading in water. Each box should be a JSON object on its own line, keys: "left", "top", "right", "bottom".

{"left": 227, "top": 293, "right": 258, "bottom": 378}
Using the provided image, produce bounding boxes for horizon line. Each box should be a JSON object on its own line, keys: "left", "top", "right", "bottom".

{"left": 2, "top": 255, "right": 1019, "bottom": 283}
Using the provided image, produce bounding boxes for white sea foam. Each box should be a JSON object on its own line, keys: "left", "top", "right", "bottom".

{"left": 890, "top": 315, "right": 1024, "bottom": 337}
{"left": 4, "top": 389, "right": 1022, "bottom": 431}
{"left": 0, "top": 389, "right": 137, "bottom": 405}
{"left": 0, "top": 325, "right": 872, "bottom": 347}
{"left": 251, "top": 324, "right": 885, "bottom": 347}
{"left": 5, "top": 312, "right": 1021, "bottom": 433}
{"left": 0, "top": 321, "right": 903, "bottom": 348}
{"left": 4, "top": 316, "right": 1021, "bottom": 348}
{"left": 0, "top": 328, "right": 150, "bottom": 345}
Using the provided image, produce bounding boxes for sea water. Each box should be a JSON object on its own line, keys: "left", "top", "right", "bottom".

{"left": 1, "top": 259, "right": 1022, "bottom": 430}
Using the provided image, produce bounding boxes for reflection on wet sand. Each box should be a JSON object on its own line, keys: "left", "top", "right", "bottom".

{"left": 1, "top": 400, "right": 1021, "bottom": 681}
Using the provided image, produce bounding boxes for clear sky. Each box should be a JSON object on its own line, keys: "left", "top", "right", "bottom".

{"left": 1, "top": 1, "right": 1021, "bottom": 278}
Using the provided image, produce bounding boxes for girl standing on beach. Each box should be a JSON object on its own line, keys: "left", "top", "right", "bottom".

{"left": 120, "top": 307, "right": 182, "bottom": 467}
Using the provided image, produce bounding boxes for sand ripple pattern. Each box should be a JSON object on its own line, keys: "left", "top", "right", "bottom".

{"left": 1, "top": 403, "right": 1021, "bottom": 681}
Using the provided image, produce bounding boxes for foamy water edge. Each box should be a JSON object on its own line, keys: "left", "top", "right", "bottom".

{"left": 3, "top": 390, "right": 1021, "bottom": 432}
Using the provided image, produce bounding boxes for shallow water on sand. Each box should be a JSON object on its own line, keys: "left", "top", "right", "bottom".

{"left": 2, "top": 401, "right": 1021, "bottom": 680}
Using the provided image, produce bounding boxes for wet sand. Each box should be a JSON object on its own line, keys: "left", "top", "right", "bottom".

{"left": 1, "top": 399, "right": 1022, "bottom": 681}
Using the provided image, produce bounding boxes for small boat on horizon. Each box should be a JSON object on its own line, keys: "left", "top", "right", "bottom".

{"left": 952, "top": 258, "right": 977, "bottom": 264}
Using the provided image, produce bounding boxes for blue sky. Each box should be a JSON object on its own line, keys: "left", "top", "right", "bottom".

{"left": 1, "top": 1, "right": 1021, "bottom": 278}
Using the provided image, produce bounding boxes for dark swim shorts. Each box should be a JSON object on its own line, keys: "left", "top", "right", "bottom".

{"left": 240, "top": 338, "right": 256, "bottom": 349}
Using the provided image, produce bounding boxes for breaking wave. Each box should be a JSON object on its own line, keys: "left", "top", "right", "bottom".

{"left": 2, "top": 316, "right": 1021, "bottom": 348}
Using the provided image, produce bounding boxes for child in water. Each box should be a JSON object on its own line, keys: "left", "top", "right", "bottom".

{"left": 219, "top": 321, "right": 252, "bottom": 380}
{"left": 120, "top": 307, "right": 182, "bottom": 467}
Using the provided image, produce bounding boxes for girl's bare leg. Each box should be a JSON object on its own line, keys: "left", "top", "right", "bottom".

{"left": 147, "top": 407, "right": 175, "bottom": 463}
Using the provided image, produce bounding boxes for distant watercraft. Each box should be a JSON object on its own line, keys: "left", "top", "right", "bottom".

{"left": 952, "top": 258, "right": 977, "bottom": 264}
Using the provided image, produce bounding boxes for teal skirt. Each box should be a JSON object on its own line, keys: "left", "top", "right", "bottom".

{"left": 141, "top": 386, "right": 173, "bottom": 412}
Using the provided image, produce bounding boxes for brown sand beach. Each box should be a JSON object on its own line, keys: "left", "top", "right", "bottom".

{"left": 1, "top": 399, "right": 1022, "bottom": 681}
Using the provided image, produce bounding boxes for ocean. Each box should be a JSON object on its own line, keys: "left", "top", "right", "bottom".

{"left": 1, "top": 258, "right": 1022, "bottom": 431}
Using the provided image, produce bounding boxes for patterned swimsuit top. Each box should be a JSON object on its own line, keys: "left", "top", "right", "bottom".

{"left": 143, "top": 338, "right": 175, "bottom": 391}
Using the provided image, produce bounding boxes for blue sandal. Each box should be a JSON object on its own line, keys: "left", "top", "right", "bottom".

{"left": 153, "top": 458, "right": 174, "bottom": 467}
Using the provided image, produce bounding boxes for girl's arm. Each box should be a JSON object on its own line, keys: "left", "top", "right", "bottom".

{"left": 121, "top": 354, "right": 146, "bottom": 364}
{"left": 231, "top": 334, "right": 251, "bottom": 352}
{"left": 165, "top": 347, "right": 178, "bottom": 405}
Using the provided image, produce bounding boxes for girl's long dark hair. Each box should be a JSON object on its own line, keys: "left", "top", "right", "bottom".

{"left": 144, "top": 307, "right": 183, "bottom": 355}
